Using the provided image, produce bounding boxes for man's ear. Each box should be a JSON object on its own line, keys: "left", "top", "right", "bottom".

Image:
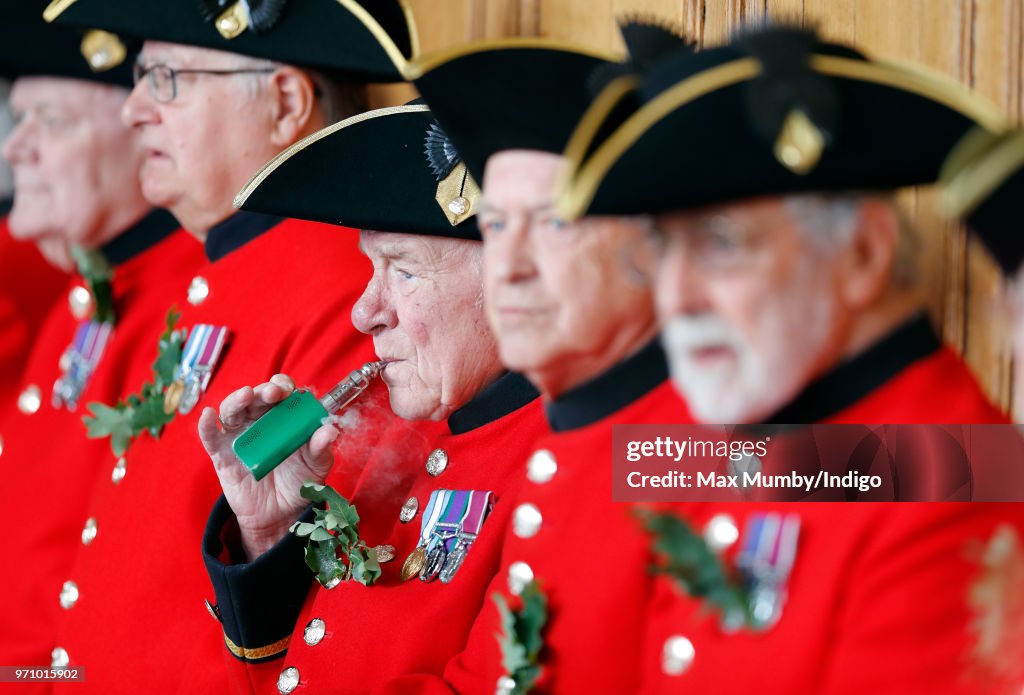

{"left": 836, "top": 198, "right": 899, "bottom": 310}
{"left": 266, "top": 66, "right": 318, "bottom": 147}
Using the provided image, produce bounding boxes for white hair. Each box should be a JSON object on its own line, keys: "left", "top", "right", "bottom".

{"left": 785, "top": 192, "right": 920, "bottom": 290}
{"left": 239, "top": 59, "right": 367, "bottom": 125}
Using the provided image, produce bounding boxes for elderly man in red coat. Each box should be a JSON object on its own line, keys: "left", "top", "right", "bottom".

{"left": 550, "top": 23, "right": 1024, "bottom": 695}
{"left": 194, "top": 101, "right": 547, "bottom": 695}
{"left": 0, "top": 6, "right": 203, "bottom": 675}
{"left": 42, "top": 0, "right": 417, "bottom": 691}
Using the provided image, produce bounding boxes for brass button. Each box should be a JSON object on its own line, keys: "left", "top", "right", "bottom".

{"left": 277, "top": 666, "right": 300, "bottom": 693}
{"left": 18, "top": 385, "right": 42, "bottom": 415}
{"left": 512, "top": 503, "right": 542, "bottom": 539}
{"left": 506, "top": 561, "right": 534, "bottom": 596}
{"left": 662, "top": 635, "right": 695, "bottom": 675}
{"left": 526, "top": 449, "right": 557, "bottom": 484}
{"left": 703, "top": 514, "right": 739, "bottom": 553}
{"left": 303, "top": 618, "right": 326, "bottom": 646}
{"left": 51, "top": 646, "right": 69, "bottom": 670}
{"left": 111, "top": 457, "right": 127, "bottom": 484}
{"left": 204, "top": 599, "right": 221, "bottom": 622}
{"left": 59, "top": 580, "right": 79, "bottom": 610}
{"left": 187, "top": 276, "right": 209, "bottom": 306}
{"left": 68, "top": 285, "right": 92, "bottom": 320}
{"left": 425, "top": 448, "right": 448, "bottom": 477}
{"left": 399, "top": 497, "right": 419, "bottom": 524}
{"left": 81, "top": 518, "right": 97, "bottom": 545}
{"left": 495, "top": 675, "right": 517, "bottom": 695}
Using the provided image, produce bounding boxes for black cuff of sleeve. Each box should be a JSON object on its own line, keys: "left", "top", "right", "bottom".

{"left": 202, "top": 495, "right": 315, "bottom": 663}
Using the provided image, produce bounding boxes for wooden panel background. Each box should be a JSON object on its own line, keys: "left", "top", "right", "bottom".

{"left": 386, "top": 0, "right": 1024, "bottom": 418}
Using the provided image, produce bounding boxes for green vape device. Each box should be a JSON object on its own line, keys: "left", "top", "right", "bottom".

{"left": 232, "top": 361, "right": 384, "bottom": 481}
{"left": 233, "top": 390, "right": 328, "bottom": 481}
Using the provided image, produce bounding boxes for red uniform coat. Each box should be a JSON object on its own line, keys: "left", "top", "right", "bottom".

{"left": 204, "top": 373, "right": 547, "bottom": 694}
{"left": 0, "top": 214, "right": 201, "bottom": 673}
{"left": 48, "top": 215, "right": 379, "bottom": 694}
{"left": 380, "top": 341, "right": 691, "bottom": 695}
{"left": 637, "top": 503, "right": 1024, "bottom": 695}
{"left": 0, "top": 214, "right": 67, "bottom": 401}
{"left": 637, "top": 315, "right": 1020, "bottom": 695}
{"left": 379, "top": 318, "right": 1016, "bottom": 695}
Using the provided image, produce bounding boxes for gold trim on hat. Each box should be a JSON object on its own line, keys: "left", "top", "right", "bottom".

{"left": 941, "top": 128, "right": 1024, "bottom": 219}
{"left": 556, "top": 74, "right": 639, "bottom": 205}
{"left": 43, "top": 0, "right": 78, "bottom": 23}
{"left": 810, "top": 54, "right": 1006, "bottom": 133}
{"left": 405, "top": 36, "right": 622, "bottom": 81}
{"left": 80, "top": 29, "right": 127, "bottom": 72}
{"left": 558, "top": 57, "right": 761, "bottom": 218}
{"left": 398, "top": 0, "right": 420, "bottom": 60}
{"left": 223, "top": 632, "right": 291, "bottom": 661}
{"left": 558, "top": 53, "right": 1009, "bottom": 219}
{"left": 234, "top": 103, "right": 431, "bottom": 208}
{"left": 337, "top": 0, "right": 415, "bottom": 77}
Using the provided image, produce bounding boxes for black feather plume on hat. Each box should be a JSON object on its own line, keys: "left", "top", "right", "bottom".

{"left": 197, "top": 0, "right": 232, "bottom": 22}
{"left": 736, "top": 26, "right": 840, "bottom": 146}
{"left": 247, "top": 0, "right": 287, "bottom": 33}
{"left": 197, "top": 0, "right": 287, "bottom": 33}
{"left": 424, "top": 121, "right": 461, "bottom": 182}
{"left": 588, "top": 16, "right": 695, "bottom": 96}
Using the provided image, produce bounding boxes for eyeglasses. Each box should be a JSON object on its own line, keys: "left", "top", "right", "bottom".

{"left": 623, "top": 214, "right": 772, "bottom": 282}
{"left": 132, "top": 63, "right": 276, "bottom": 104}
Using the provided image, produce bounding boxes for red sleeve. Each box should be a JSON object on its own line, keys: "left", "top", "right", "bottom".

{"left": 818, "top": 503, "right": 1024, "bottom": 695}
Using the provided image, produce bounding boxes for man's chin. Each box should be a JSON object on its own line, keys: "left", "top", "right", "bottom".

{"left": 139, "top": 175, "right": 178, "bottom": 210}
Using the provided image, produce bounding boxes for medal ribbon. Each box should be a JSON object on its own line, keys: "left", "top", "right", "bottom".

{"left": 460, "top": 490, "right": 494, "bottom": 539}
{"left": 430, "top": 489, "right": 470, "bottom": 552}
{"left": 57, "top": 320, "right": 114, "bottom": 408}
{"left": 418, "top": 489, "right": 449, "bottom": 550}
{"left": 737, "top": 513, "right": 800, "bottom": 581}
{"left": 176, "top": 324, "right": 229, "bottom": 388}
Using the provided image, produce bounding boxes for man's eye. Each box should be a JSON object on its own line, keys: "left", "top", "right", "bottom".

{"left": 40, "top": 115, "right": 73, "bottom": 132}
{"left": 549, "top": 217, "right": 568, "bottom": 231}
{"left": 706, "top": 230, "right": 739, "bottom": 250}
{"left": 480, "top": 219, "right": 505, "bottom": 234}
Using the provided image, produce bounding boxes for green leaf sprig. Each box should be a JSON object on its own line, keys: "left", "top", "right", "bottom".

{"left": 637, "top": 508, "right": 757, "bottom": 631}
{"left": 494, "top": 580, "right": 548, "bottom": 695}
{"left": 290, "top": 482, "right": 381, "bottom": 588}
{"left": 82, "top": 307, "right": 185, "bottom": 456}
{"left": 70, "top": 245, "right": 115, "bottom": 325}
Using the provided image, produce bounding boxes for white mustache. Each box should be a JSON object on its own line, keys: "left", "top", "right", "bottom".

{"left": 662, "top": 315, "right": 744, "bottom": 354}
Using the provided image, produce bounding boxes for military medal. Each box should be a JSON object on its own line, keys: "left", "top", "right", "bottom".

{"left": 52, "top": 320, "right": 114, "bottom": 411}
{"left": 735, "top": 512, "right": 801, "bottom": 630}
{"left": 169, "top": 324, "right": 229, "bottom": 415}
{"left": 163, "top": 378, "right": 185, "bottom": 414}
{"left": 439, "top": 535, "right": 472, "bottom": 584}
{"left": 439, "top": 490, "right": 494, "bottom": 584}
{"left": 420, "top": 490, "right": 470, "bottom": 583}
{"left": 400, "top": 489, "right": 447, "bottom": 582}
{"left": 400, "top": 547, "right": 427, "bottom": 581}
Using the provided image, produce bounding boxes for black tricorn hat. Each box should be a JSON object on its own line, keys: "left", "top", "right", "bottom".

{"left": 234, "top": 101, "right": 480, "bottom": 240}
{"left": 44, "top": 0, "right": 415, "bottom": 81}
{"left": 558, "top": 26, "right": 1008, "bottom": 218}
{"left": 0, "top": 1, "right": 134, "bottom": 86}
{"left": 942, "top": 128, "right": 1024, "bottom": 275}
{"left": 407, "top": 38, "right": 619, "bottom": 183}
